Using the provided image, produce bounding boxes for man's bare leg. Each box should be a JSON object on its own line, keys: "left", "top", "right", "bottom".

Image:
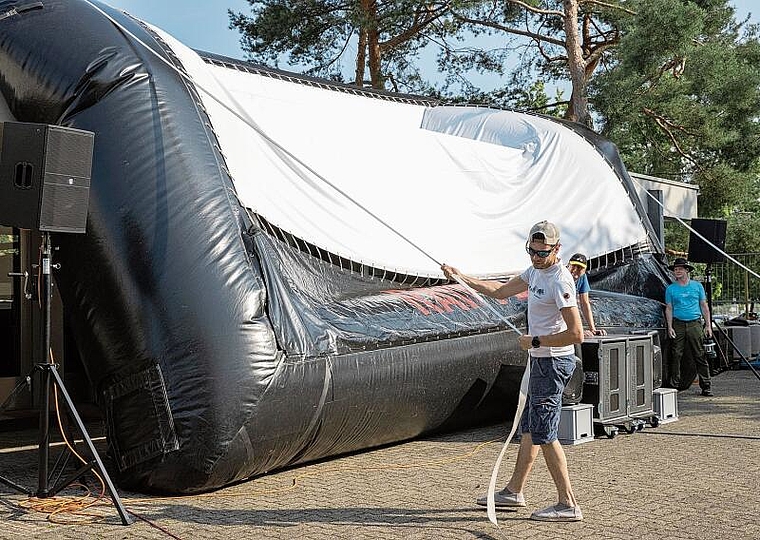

{"left": 505, "top": 433, "right": 540, "bottom": 494}
{"left": 541, "top": 440, "right": 577, "bottom": 506}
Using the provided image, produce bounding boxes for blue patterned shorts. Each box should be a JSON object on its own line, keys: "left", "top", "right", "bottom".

{"left": 519, "top": 355, "right": 577, "bottom": 445}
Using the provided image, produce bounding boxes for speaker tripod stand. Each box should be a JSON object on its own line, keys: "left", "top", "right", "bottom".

{"left": 0, "top": 232, "right": 133, "bottom": 525}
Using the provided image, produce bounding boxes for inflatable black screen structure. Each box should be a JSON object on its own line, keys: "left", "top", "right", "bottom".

{"left": 0, "top": 0, "right": 668, "bottom": 493}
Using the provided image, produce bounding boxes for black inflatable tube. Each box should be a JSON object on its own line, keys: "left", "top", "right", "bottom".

{"left": 0, "top": 0, "right": 666, "bottom": 493}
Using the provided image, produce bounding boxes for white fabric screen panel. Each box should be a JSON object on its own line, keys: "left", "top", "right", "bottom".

{"left": 157, "top": 29, "right": 648, "bottom": 278}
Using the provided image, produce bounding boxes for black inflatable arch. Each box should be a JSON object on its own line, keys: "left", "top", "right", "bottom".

{"left": 0, "top": 0, "right": 666, "bottom": 493}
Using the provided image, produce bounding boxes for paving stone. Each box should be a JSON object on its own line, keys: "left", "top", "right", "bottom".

{"left": 1, "top": 369, "right": 759, "bottom": 539}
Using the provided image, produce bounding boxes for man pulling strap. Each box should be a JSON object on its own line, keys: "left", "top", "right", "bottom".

{"left": 441, "top": 220, "right": 584, "bottom": 522}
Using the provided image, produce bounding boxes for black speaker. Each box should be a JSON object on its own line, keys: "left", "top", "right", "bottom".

{"left": 0, "top": 122, "right": 94, "bottom": 233}
{"left": 562, "top": 355, "right": 584, "bottom": 405}
{"left": 688, "top": 218, "right": 727, "bottom": 263}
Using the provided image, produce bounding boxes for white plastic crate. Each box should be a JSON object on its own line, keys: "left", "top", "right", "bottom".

{"left": 558, "top": 404, "right": 594, "bottom": 445}
{"left": 653, "top": 387, "right": 678, "bottom": 424}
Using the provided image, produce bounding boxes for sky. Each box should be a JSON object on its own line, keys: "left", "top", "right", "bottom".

{"left": 103, "top": 0, "right": 250, "bottom": 58}
{"left": 104, "top": 0, "right": 757, "bottom": 65}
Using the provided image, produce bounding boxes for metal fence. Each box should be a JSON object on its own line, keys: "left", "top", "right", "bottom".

{"left": 708, "top": 253, "right": 760, "bottom": 317}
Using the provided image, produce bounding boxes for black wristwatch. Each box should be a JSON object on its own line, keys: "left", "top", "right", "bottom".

{"left": 531, "top": 336, "right": 541, "bottom": 348}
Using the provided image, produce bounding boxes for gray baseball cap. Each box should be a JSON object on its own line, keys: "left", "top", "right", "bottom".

{"left": 528, "top": 220, "right": 560, "bottom": 245}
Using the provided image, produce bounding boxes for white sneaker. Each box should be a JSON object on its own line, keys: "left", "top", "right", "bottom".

{"left": 530, "top": 503, "right": 583, "bottom": 522}
{"left": 475, "top": 487, "right": 526, "bottom": 508}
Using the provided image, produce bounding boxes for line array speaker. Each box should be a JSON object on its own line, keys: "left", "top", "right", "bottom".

{"left": 688, "top": 218, "right": 727, "bottom": 264}
{"left": 0, "top": 122, "right": 94, "bottom": 234}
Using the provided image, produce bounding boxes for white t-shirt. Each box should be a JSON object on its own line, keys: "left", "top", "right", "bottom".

{"left": 520, "top": 262, "right": 577, "bottom": 357}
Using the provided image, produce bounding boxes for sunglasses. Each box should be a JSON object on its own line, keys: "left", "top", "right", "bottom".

{"left": 525, "top": 244, "right": 556, "bottom": 258}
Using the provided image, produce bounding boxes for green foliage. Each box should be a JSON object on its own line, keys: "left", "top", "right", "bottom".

{"left": 617, "top": 0, "right": 705, "bottom": 74}
{"left": 663, "top": 219, "right": 690, "bottom": 254}
{"left": 592, "top": 0, "right": 760, "bottom": 252}
{"left": 505, "top": 81, "right": 567, "bottom": 116}
{"left": 0, "top": 233, "right": 16, "bottom": 257}
{"left": 724, "top": 172, "right": 760, "bottom": 252}
{"left": 437, "top": 80, "right": 566, "bottom": 116}
{"left": 229, "top": 1, "right": 454, "bottom": 91}
{"left": 229, "top": 1, "right": 350, "bottom": 78}
{"left": 228, "top": 1, "right": 594, "bottom": 106}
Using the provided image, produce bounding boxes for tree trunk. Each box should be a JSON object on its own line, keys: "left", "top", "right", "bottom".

{"left": 362, "top": 0, "right": 383, "bottom": 89}
{"left": 355, "top": 28, "right": 367, "bottom": 86}
{"left": 368, "top": 29, "right": 382, "bottom": 89}
{"left": 563, "top": 0, "right": 590, "bottom": 126}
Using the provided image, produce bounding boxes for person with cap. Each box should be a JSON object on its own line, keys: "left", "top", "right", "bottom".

{"left": 665, "top": 257, "right": 714, "bottom": 396}
{"left": 441, "top": 220, "right": 584, "bottom": 522}
{"left": 567, "top": 253, "right": 607, "bottom": 338}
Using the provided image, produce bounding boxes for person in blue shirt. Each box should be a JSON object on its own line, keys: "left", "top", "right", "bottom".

{"left": 664, "top": 257, "right": 713, "bottom": 396}
{"left": 567, "top": 253, "right": 606, "bottom": 337}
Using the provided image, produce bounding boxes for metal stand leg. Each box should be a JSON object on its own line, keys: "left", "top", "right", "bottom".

{"left": 0, "top": 232, "right": 133, "bottom": 525}
{"left": 45, "top": 364, "right": 133, "bottom": 524}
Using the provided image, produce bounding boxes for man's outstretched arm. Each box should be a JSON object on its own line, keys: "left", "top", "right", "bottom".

{"left": 441, "top": 264, "right": 527, "bottom": 300}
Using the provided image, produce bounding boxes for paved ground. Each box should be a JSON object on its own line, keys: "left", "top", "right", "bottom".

{"left": 1, "top": 368, "right": 759, "bottom": 540}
